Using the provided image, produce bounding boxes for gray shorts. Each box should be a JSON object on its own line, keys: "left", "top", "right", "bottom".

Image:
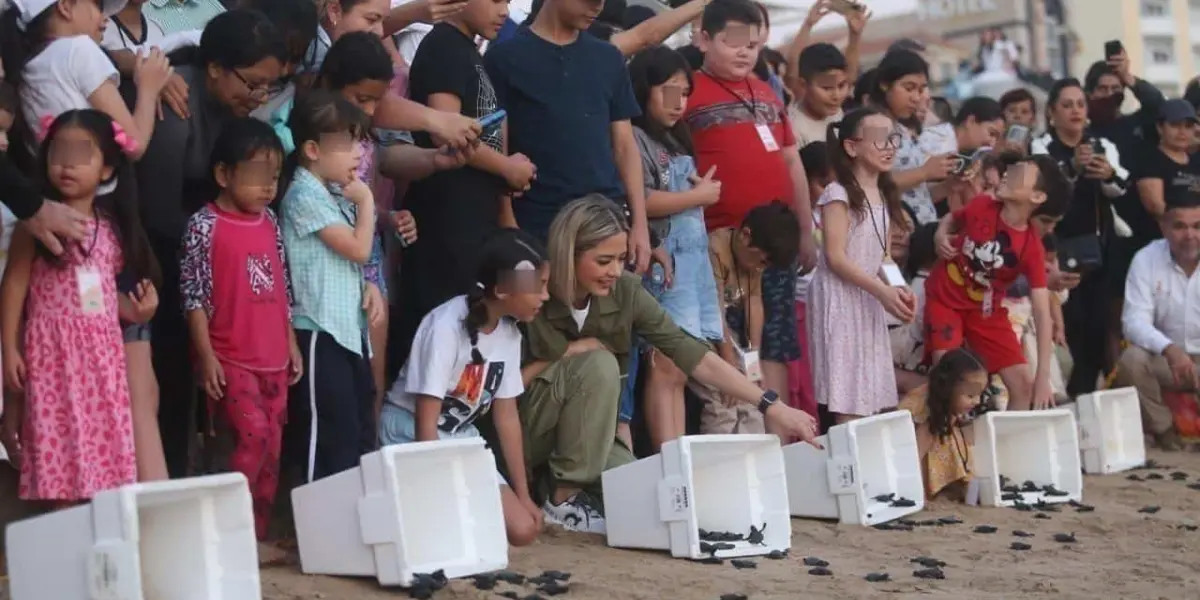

{"left": 122, "top": 322, "right": 151, "bottom": 343}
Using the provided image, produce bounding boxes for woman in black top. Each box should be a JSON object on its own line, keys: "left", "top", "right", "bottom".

{"left": 1030, "top": 77, "right": 1129, "bottom": 397}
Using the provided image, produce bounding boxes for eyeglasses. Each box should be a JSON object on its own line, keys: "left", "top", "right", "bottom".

{"left": 230, "top": 69, "right": 274, "bottom": 101}
{"left": 851, "top": 132, "right": 903, "bottom": 150}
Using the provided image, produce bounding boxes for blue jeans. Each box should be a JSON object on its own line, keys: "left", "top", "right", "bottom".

{"left": 377, "top": 403, "right": 505, "bottom": 484}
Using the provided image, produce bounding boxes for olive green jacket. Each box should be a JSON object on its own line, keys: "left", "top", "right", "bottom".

{"left": 522, "top": 273, "right": 710, "bottom": 378}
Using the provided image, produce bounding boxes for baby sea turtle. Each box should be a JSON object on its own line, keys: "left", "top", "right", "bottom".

{"left": 542, "top": 570, "right": 571, "bottom": 582}
{"left": 1033, "top": 500, "right": 1061, "bottom": 512}
{"left": 890, "top": 497, "right": 917, "bottom": 508}
{"left": 497, "top": 592, "right": 521, "bottom": 600}
{"left": 1146, "top": 473, "right": 1165, "bottom": 481}
{"left": 910, "top": 556, "right": 946, "bottom": 568}
{"left": 747, "top": 523, "right": 767, "bottom": 546}
{"left": 1139, "top": 505, "right": 1161, "bottom": 514}
{"left": 873, "top": 522, "right": 913, "bottom": 531}
{"left": 1001, "top": 483, "right": 1021, "bottom": 494}
{"left": 899, "top": 519, "right": 918, "bottom": 527}
{"left": 1188, "top": 483, "right": 1200, "bottom": 491}
{"left": 1021, "top": 480, "right": 1040, "bottom": 492}
{"left": 973, "top": 525, "right": 998, "bottom": 534}
{"left": 1127, "top": 473, "right": 1144, "bottom": 482}
{"left": 803, "top": 557, "right": 829, "bottom": 567}
{"left": 694, "top": 556, "right": 723, "bottom": 565}
{"left": 999, "top": 474, "right": 1013, "bottom": 488}
{"left": 528, "top": 575, "right": 558, "bottom": 586}
{"left": 937, "top": 516, "right": 963, "bottom": 525}
{"left": 1001, "top": 492, "right": 1022, "bottom": 502}
{"left": 470, "top": 573, "right": 498, "bottom": 590}
{"left": 914, "top": 519, "right": 939, "bottom": 527}
{"left": 700, "top": 542, "right": 716, "bottom": 555}
{"left": 864, "top": 572, "right": 891, "bottom": 582}
{"left": 537, "top": 582, "right": 570, "bottom": 596}
{"left": 1052, "top": 533, "right": 1077, "bottom": 544}
{"left": 495, "top": 570, "right": 526, "bottom": 585}
{"left": 766, "top": 549, "right": 788, "bottom": 560}
{"left": 873, "top": 493, "right": 896, "bottom": 502}
{"left": 1041, "top": 484, "right": 1069, "bottom": 497}
{"left": 408, "top": 587, "right": 433, "bottom": 600}
{"left": 1171, "top": 471, "right": 1188, "bottom": 481}
{"left": 1034, "top": 513, "right": 1052, "bottom": 520}
{"left": 1177, "top": 524, "right": 1199, "bottom": 532}
{"left": 1073, "top": 504, "right": 1096, "bottom": 513}
{"left": 731, "top": 559, "right": 757, "bottom": 569}
{"left": 807, "top": 567, "right": 833, "bottom": 576}
{"left": 719, "top": 595, "right": 749, "bottom": 600}
{"left": 913, "top": 567, "right": 946, "bottom": 580}
{"left": 1012, "top": 530, "right": 1034, "bottom": 538}
{"left": 521, "top": 595, "right": 548, "bottom": 600}
{"left": 1010, "top": 542, "right": 1032, "bottom": 551}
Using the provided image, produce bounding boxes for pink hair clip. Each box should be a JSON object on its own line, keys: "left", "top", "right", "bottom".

{"left": 111, "top": 122, "right": 139, "bottom": 155}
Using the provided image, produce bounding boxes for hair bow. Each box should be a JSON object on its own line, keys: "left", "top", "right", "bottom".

{"left": 111, "top": 122, "right": 138, "bottom": 155}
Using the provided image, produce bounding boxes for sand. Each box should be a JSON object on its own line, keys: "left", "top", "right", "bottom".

{"left": 249, "top": 449, "right": 1200, "bottom": 600}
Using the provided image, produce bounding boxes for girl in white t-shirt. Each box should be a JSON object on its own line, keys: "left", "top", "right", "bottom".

{"left": 380, "top": 228, "right": 549, "bottom": 547}
{"left": 0, "top": 0, "right": 173, "bottom": 159}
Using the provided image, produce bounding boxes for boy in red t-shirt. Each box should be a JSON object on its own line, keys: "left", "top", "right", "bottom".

{"left": 683, "top": 0, "right": 815, "bottom": 406}
{"left": 924, "top": 155, "right": 1071, "bottom": 411}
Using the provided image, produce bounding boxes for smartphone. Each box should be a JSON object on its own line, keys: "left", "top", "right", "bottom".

{"left": 828, "top": 0, "right": 864, "bottom": 15}
{"left": 1090, "top": 138, "right": 1105, "bottom": 156}
{"left": 479, "top": 109, "right": 507, "bottom": 136}
{"left": 1005, "top": 124, "right": 1030, "bottom": 144}
{"left": 1104, "top": 40, "right": 1123, "bottom": 60}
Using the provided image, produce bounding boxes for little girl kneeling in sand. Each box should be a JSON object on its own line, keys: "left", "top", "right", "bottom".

{"left": 898, "top": 348, "right": 988, "bottom": 500}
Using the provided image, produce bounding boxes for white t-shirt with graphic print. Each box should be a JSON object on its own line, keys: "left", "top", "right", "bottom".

{"left": 386, "top": 295, "right": 524, "bottom": 434}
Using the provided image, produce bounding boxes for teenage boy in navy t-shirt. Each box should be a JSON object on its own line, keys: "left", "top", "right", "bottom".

{"left": 484, "top": 0, "right": 652, "bottom": 272}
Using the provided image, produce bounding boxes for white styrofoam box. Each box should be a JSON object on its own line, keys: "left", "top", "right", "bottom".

{"left": 601, "top": 434, "right": 790, "bottom": 559}
{"left": 1066, "top": 388, "right": 1146, "bottom": 475}
{"left": 782, "top": 411, "right": 924, "bottom": 525}
{"left": 291, "top": 437, "right": 507, "bottom": 587}
{"left": 6, "top": 472, "right": 260, "bottom": 600}
{"left": 975, "top": 409, "right": 1084, "bottom": 507}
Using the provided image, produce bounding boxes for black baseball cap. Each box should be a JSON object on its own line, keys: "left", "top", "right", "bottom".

{"left": 1159, "top": 99, "right": 1199, "bottom": 124}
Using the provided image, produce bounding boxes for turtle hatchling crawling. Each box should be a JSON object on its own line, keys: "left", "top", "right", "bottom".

{"left": 1052, "top": 533, "right": 1077, "bottom": 544}
{"left": 1010, "top": 542, "right": 1032, "bottom": 551}
{"left": 864, "top": 572, "right": 891, "bottom": 582}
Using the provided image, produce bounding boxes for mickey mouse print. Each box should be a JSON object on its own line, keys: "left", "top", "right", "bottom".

{"left": 926, "top": 195, "right": 1048, "bottom": 311}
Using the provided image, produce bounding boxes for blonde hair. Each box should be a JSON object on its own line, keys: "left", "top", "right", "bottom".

{"left": 546, "top": 194, "right": 629, "bottom": 306}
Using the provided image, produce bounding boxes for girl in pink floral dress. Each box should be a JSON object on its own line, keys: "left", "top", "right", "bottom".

{"left": 0, "top": 110, "right": 160, "bottom": 502}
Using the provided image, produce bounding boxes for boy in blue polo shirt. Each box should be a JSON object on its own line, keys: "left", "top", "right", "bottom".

{"left": 484, "top": 0, "right": 652, "bottom": 272}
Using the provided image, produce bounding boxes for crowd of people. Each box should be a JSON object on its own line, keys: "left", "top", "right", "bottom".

{"left": 0, "top": 0, "right": 1195, "bottom": 556}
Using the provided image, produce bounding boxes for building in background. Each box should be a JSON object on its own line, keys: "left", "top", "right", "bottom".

{"left": 1067, "top": 0, "right": 1200, "bottom": 98}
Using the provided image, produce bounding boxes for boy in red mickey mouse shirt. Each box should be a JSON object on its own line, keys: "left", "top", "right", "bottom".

{"left": 924, "top": 155, "right": 1072, "bottom": 411}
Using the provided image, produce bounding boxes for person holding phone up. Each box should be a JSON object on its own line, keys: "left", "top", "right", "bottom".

{"left": 1032, "top": 77, "right": 1130, "bottom": 398}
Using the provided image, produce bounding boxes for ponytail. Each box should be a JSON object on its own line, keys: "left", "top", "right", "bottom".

{"left": 463, "top": 284, "right": 489, "bottom": 365}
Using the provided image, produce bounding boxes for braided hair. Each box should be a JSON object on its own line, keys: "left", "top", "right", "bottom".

{"left": 926, "top": 348, "right": 987, "bottom": 439}
{"left": 464, "top": 229, "right": 548, "bottom": 364}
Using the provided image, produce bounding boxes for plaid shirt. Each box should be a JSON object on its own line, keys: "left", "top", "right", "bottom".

{"left": 143, "top": 0, "right": 225, "bottom": 35}
{"left": 281, "top": 167, "right": 368, "bottom": 357}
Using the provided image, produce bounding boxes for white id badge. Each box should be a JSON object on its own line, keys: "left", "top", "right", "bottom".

{"left": 878, "top": 260, "right": 907, "bottom": 287}
{"left": 734, "top": 345, "right": 763, "bottom": 382}
{"left": 755, "top": 124, "right": 780, "bottom": 152}
{"left": 77, "top": 267, "right": 103, "bottom": 315}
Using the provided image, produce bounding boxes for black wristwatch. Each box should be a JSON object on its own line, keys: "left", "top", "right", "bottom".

{"left": 757, "top": 390, "right": 779, "bottom": 414}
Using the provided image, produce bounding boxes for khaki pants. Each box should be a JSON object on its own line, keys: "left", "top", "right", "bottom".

{"left": 694, "top": 380, "right": 765, "bottom": 435}
{"left": 519, "top": 350, "right": 635, "bottom": 494}
{"left": 1115, "top": 345, "right": 1200, "bottom": 435}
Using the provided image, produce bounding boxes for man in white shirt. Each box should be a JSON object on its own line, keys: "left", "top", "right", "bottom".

{"left": 1116, "top": 189, "right": 1200, "bottom": 450}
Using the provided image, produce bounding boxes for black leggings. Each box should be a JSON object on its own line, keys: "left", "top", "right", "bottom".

{"left": 1063, "top": 269, "right": 1111, "bottom": 397}
{"left": 150, "top": 235, "right": 195, "bottom": 478}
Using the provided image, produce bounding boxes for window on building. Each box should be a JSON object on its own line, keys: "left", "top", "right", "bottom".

{"left": 1144, "top": 35, "right": 1176, "bottom": 65}
{"left": 1142, "top": 0, "right": 1170, "bottom": 17}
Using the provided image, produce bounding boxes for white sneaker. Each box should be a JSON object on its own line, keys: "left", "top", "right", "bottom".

{"left": 542, "top": 492, "right": 606, "bottom": 534}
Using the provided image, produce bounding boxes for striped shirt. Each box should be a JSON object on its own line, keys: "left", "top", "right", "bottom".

{"left": 143, "top": 0, "right": 225, "bottom": 35}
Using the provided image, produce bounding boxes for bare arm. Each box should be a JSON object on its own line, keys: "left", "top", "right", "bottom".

{"left": 1137, "top": 178, "right": 1166, "bottom": 218}
{"left": 1030, "top": 287, "right": 1054, "bottom": 386}
{"left": 612, "top": 121, "right": 648, "bottom": 232}
{"left": 644, "top": 188, "right": 705, "bottom": 218}
{"left": 414, "top": 395, "right": 442, "bottom": 442}
{"left": 383, "top": 0, "right": 436, "bottom": 38}
{"left": 0, "top": 228, "right": 34, "bottom": 357}
{"left": 316, "top": 203, "right": 377, "bottom": 264}
{"left": 492, "top": 398, "right": 532, "bottom": 498}
{"left": 784, "top": 146, "right": 814, "bottom": 238}
{"left": 427, "top": 93, "right": 513, "bottom": 178}
{"left": 378, "top": 144, "right": 444, "bottom": 181}
{"left": 609, "top": 0, "right": 709, "bottom": 58}
{"left": 88, "top": 81, "right": 157, "bottom": 160}
{"left": 186, "top": 309, "right": 216, "bottom": 364}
